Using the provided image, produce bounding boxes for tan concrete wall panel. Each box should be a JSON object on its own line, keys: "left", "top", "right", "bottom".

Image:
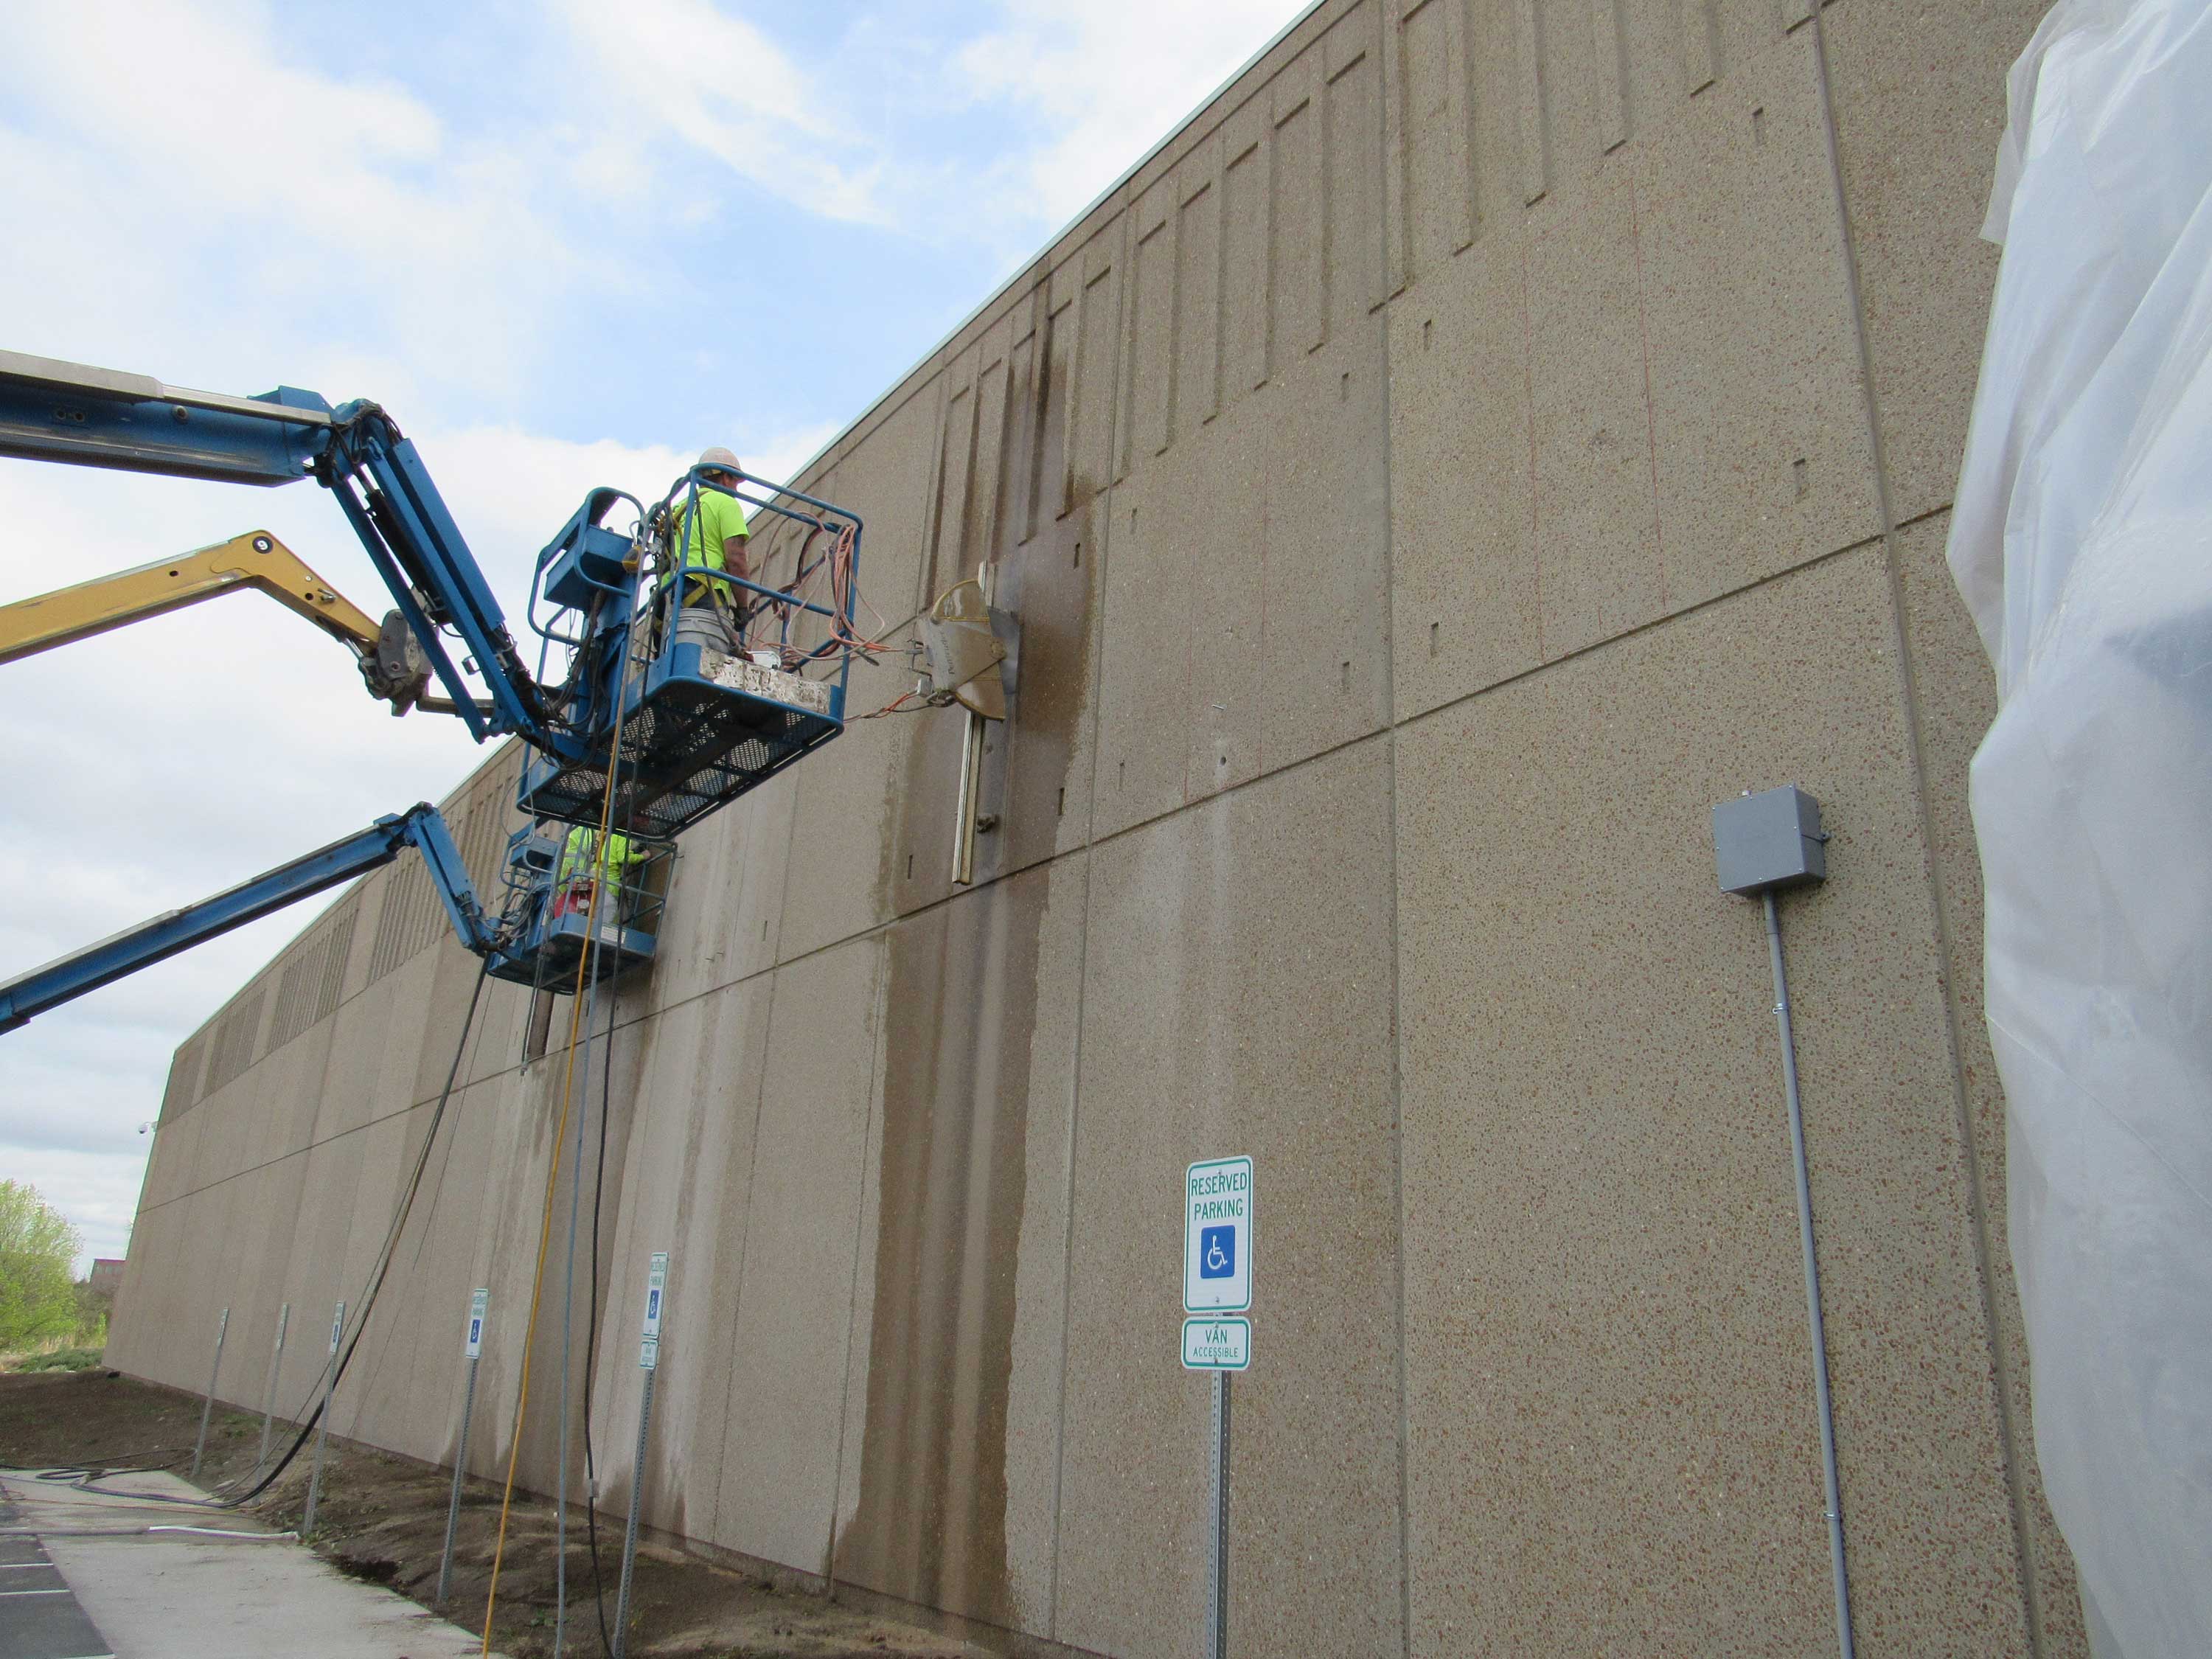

{"left": 1527, "top": 163, "right": 1670, "bottom": 656}
{"left": 1635, "top": 30, "right": 1881, "bottom": 611}
{"left": 713, "top": 939, "right": 883, "bottom": 1574}
{"left": 834, "top": 860, "right": 1077, "bottom": 1630}
{"left": 1259, "top": 317, "right": 1392, "bottom": 770}
{"left": 1396, "top": 546, "right": 2028, "bottom": 1655}
{"left": 1823, "top": 0, "right": 2045, "bottom": 527}
{"left": 1387, "top": 223, "right": 1543, "bottom": 720}
{"left": 596, "top": 981, "right": 773, "bottom": 1549}
{"left": 1056, "top": 741, "right": 1402, "bottom": 1659}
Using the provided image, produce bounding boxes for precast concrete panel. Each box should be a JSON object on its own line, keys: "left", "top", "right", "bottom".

{"left": 334, "top": 1105, "right": 428, "bottom": 1447}
{"left": 714, "top": 938, "right": 883, "bottom": 1576}
{"left": 779, "top": 647, "right": 923, "bottom": 964}
{"left": 1057, "top": 741, "right": 1402, "bottom": 1659}
{"left": 1387, "top": 222, "right": 1543, "bottom": 720}
{"left": 316, "top": 972, "right": 406, "bottom": 1145}
{"left": 1000, "top": 490, "right": 1109, "bottom": 872}
{"left": 1182, "top": 417, "right": 1270, "bottom": 804}
{"left": 226, "top": 1155, "right": 307, "bottom": 1407}
{"left": 260, "top": 1014, "right": 336, "bottom": 1162}
{"left": 1632, "top": 29, "right": 1882, "bottom": 611}
{"left": 832, "top": 858, "right": 1081, "bottom": 1630}
{"left": 1259, "top": 317, "right": 1392, "bottom": 771}
{"left": 1096, "top": 456, "right": 1203, "bottom": 837}
{"left": 1526, "top": 163, "right": 1672, "bottom": 657}
{"left": 648, "top": 772, "right": 796, "bottom": 1009}
{"left": 1823, "top": 0, "right": 2049, "bottom": 527}
{"left": 392, "top": 1071, "right": 507, "bottom": 1465}
{"left": 141, "top": 1102, "right": 201, "bottom": 1212}
{"left": 594, "top": 980, "right": 773, "bottom": 1550}
{"left": 1394, "top": 548, "right": 2028, "bottom": 1655}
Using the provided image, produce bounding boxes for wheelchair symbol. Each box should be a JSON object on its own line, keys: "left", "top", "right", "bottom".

{"left": 1199, "top": 1225, "right": 1236, "bottom": 1280}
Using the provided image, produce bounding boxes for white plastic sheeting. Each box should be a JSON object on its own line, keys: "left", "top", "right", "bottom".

{"left": 1947, "top": 1, "right": 2212, "bottom": 1654}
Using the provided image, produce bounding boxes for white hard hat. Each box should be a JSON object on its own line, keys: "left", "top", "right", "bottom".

{"left": 698, "top": 446, "right": 742, "bottom": 475}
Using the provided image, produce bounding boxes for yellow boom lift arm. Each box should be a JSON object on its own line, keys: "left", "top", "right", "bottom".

{"left": 0, "top": 529, "right": 448, "bottom": 714}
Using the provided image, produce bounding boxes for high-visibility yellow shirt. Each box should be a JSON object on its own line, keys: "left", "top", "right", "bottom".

{"left": 558, "top": 827, "right": 639, "bottom": 887}
{"left": 675, "top": 487, "right": 749, "bottom": 597}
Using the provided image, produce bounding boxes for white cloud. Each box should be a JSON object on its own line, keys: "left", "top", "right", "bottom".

{"left": 559, "top": 0, "right": 888, "bottom": 225}
{"left": 0, "top": 4, "right": 581, "bottom": 417}
{"left": 952, "top": 0, "right": 1315, "bottom": 226}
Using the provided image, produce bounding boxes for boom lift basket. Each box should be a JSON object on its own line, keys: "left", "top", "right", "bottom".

{"left": 517, "top": 470, "right": 871, "bottom": 838}
{"left": 487, "top": 821, "right": 674, "bottom": 989}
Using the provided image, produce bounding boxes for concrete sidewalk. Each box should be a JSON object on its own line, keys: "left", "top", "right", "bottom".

{"left": 0, "top": 1467, "right": 500, "bottom": 1659}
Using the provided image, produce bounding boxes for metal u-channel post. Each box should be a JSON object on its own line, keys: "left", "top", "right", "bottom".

{"left": 611, "top": 1363, "right": 658, "bottom": 1659}
{"left": 303, "top": 1300, "right": 346, "bottom": 1537}
{"left": 613, "top": 1251, "right": 667, "bottom": 1659}
{"left": 1764, "top": 891, "right": 1856, "bottom": 1659}
{"left": 254, "top": 1301, "right": 289, "bottom": 1475}
{"left": 437, "top": 1356, "right": 479, "bottom": 1604}
{"left": 189, "top": 1307, "right": 229, "bottom": 1482}
{"left": 1206, "top": 1369, "right": 1231, "bottom": 1659}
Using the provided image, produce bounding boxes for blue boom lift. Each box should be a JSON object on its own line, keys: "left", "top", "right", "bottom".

{"left": 0, "top": 349, "right": 875, "bottom": 1029}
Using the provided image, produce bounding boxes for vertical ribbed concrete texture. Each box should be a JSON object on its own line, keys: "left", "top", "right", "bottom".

{"left": 108, "top": 1, "right": 2087, "bottom": 1653}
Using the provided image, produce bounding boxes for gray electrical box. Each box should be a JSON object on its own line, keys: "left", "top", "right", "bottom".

{"left": 1712, "top": 786, "right": 1827, "bottom": 896}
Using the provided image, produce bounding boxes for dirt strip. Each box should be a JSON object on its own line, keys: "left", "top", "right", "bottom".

{"left": 0, "top": 1368, "right": 970, "bottom": 1658}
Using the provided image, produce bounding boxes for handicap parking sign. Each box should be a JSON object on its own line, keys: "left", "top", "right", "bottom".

{"left": 1183, "top": 1156, "right": 1252, "bottom": 1313}
{"left": 1200, "top": 1225, "right": 1236, "bottom": 1279}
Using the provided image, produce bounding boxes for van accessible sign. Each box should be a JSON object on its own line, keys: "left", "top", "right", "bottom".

{"left": 1181, "top": 1317, "right": 1251, "bottom": 1371}
{"left": 1183, "top": 1155, "right": 1253, "bottom": 1314}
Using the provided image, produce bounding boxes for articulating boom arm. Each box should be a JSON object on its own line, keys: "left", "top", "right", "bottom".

{"left": 0, "top": 350, "right": 552, "bottom": 748}
{"left": 0, "top": 804, "right": 496, "bottom": 1033}
{"left": 0, "top": 530, "right": 442, "bottom": 714}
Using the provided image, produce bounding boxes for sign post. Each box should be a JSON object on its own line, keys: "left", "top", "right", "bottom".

{"left": 253, "top": 1301, "right": 289, "bottom": 1477}
{"left": 189, "top": 1307, "right": 229, "bottom": 1482}
{"left": 436, "top": 1287, "right": 490, "bottom": 1605}
{"left": 302, "top": 1299, "right": 345, "bottom": 1537}
{"left": 612, "top": 1251, "right": 668, "bottom": 1659}
{"left": 1183, "top": 1155, "right": 1253, "bottom": 1659}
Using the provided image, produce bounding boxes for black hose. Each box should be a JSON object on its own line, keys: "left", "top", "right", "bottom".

{"left": 74, "top": 956, "right": 494, "bottom": 1514}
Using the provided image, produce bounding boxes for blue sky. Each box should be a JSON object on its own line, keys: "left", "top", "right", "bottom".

{"left": 0, "top": 0, "right": 1313, "bottom": 1273}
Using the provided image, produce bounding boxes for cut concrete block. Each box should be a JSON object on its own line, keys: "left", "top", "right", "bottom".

{"left": 1526, "top": 164, "right": 1669, "bottom": 658}
{"left": 1388, "top": 225, "right": 1543, "bottom": 721}
{"left": 1261, "top": 317, "right": 1392, "bottom": 771}
{"left": 1632, "top": 29, "right": 1882, "bottom": 610}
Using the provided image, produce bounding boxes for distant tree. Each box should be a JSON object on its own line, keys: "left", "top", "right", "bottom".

{"left": 0, "top": 1180, "right": 81, "bottom": 1352}
{"left": 72, "top": 1278, "right": 113, "bottom": 1347}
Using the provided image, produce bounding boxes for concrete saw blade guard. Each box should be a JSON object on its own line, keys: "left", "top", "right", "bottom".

{"left": 922, "top": 576, "right": 1008, "bottom": 720}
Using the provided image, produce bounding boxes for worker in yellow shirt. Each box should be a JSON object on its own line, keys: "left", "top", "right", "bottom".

{"left": 677, "top": 446, "right": 751, "bottom": 624}
{"left": 552, "top": 825, "right": 643, "bottom": 922}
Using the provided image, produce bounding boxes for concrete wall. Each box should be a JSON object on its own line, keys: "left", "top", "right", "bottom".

{"left": 110, "top": 1, "right": 2087, "bottom": 1653}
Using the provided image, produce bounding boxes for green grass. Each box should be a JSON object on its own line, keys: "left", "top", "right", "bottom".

{"left": 9, "top": 1347, "right": 105, "bottom": 1374}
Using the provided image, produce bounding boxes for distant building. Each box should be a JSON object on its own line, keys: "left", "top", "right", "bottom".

{"left": 86, "top": 1259, "right": 124, "bottom": 1298}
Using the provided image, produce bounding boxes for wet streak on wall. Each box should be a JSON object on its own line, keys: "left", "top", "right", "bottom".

{"left": 836, "top": 871, "right": 1048, "bottom": 1623}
